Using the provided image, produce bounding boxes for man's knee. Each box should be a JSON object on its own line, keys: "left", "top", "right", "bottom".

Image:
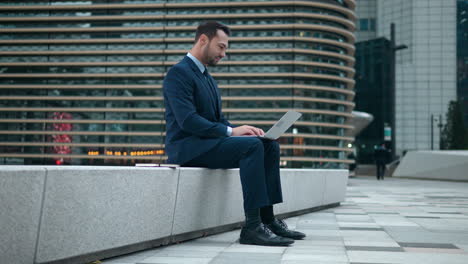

{"left": 250, "top": 138, "right": 264, "bottom": 150}
{"left": 237, "top": 137, "right": 263, "bottom": 155}
{"left": 262, "top": 139, "right": 280, "bottom": 154}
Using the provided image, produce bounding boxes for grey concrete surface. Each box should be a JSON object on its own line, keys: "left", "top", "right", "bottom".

{"left": 323, "top": 169, "right": 349, "bottom": 204}
{"left": 274, "top": 169, "right": 327, "bottom": 214}
{"left": 0, "top": 167, "right": 47, "bottom": 264}
{"left": 102, "top": 177, "right": 468, "bottom": 264}
{"left": 0, "top": 166, "right": 348, "bottom": 264}
{"left": 171, "top": 168, "right": 244, "bottom": 236}
{"left": 394, "top": 151, "right": 468, "bottom": 181}
{"left": 35, "top": 167, "right": 179, "bottom": 263}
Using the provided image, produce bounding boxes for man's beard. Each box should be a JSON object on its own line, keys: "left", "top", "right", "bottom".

{"left": 206, "top": 57, "right": 219, "bottom": 66}
{"left": 203, "top": 45, "right": 220, "bottom": 66}
{"left": 207, "top": 57, "right": 218, "bottom": 66}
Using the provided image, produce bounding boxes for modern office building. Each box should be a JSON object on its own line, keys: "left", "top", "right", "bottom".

{"left": 0, "top": 0, "right": 357, "bottom": 168}
{"left": 458, "top": 0, "right": 468, "bottom": 126}
{"left": 354, "top": 0, "right": 377, "bottom": 41}
{"left": 354, "top": 0, "right": 458, "bottom": 156}
{"left": 354, "top": 37, "right": 391, "bottom": 163}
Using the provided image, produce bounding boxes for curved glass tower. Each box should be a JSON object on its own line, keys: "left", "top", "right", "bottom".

{"left": 0, "top": 0, "right": 356, "bottom": 168}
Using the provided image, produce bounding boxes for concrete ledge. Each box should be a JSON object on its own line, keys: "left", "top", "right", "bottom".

{"left": 0, "top": 166, "right": 348, "bottom": 264}
{"left": 172, "top": 168, "right": 244, "bottom": 235}
{"left": 393, "top": 151, "right": 468, "bottom": 181}
{"left": 0, "top": 167, "right": 46, "bottom": 264}
{"left": 275, "top": 169, "right": 326, "bottom": 215}
{"left": 35, "top": 167, "right": 179, "bottom": 264}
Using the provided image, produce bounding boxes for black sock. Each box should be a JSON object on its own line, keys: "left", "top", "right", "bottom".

{"left": 260, "top": 205, "right": 275, "bottom": 224}
{"left": 244, "top": 208, "right": 261, "bottom": 229}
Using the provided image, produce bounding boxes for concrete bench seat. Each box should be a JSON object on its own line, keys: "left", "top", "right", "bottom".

{"left": 0, "top": 166, "right": 348, "bottom": 264}
{"left": 393, "top": 151, "right": 468, "bottom": 181}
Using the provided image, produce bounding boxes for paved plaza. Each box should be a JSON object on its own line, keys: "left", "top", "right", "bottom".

{"left": 101, "top": 177, "right": 468, "bottom": 264}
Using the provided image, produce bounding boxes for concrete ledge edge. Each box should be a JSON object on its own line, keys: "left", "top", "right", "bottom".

{"left": 0, "top": 166, "right": 348, "bottom": 264}
{"left": 45, "top": 203, "right": 341, "bottom": 264}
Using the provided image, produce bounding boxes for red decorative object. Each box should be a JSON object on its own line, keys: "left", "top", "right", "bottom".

{"left": 50, "top": 112, "right": 73, "bottom": 164}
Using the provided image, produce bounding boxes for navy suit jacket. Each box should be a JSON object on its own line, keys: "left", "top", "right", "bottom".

{"left": 163, "top": 56, "right": 234, "bottom": 164}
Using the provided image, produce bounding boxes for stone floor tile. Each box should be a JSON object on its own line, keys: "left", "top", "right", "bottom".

{"left": 285, "top": 246, "right": 346, "bottom": 255}
{"left": 222, "top": 243, "right": 287, "bottom": 254}
{"left": 403, "top": 247, "right": 467, "bottom": 254}
{"left": 302, "top": 230, "right": 342, "bottom": 237}
{"left": 99, "top": 177, "right": 468, "bottom": 264}
{"left": 299, "top": 213, "right": 336, "bottom": 218}
{"left": 349, "top": 263, "right": 398, "bottom": 264}
{"left": 296, "top": 223, "right": 340, "bottom": 230}
{"left": 344, "top": 241, "right": 401, "bottom": 248}
{"left": 347, "top": 251, "right": 468, "bottom": 264}
{"left": 209, "top": 252, "right": 282, "bottom": 264}
{"left": 397, "top": 242, "right": 459, "bottom": 249}
{"left": 455, "top": 245, "right": 468, "bottom": 256}
{"left": 333, "top": 208, "right": 367, "bottom": 214}
{"left": 299, "top": 219, "right": 337, "bottom": 223}
{"left": 102, "top": 249, "right": 164, "bottom": 263}
{"left": 292, "top": 240, "right": 345, "bottom": 247}
{"left": 387, "top": 229, "right": 468, "bottom": 244}
{"left": 161, "top": 244, "right": 228, "bottom": 252}
{"left": 282, "top": 261, "right": 349, "bottom": 264}
{"left": 195, "top": 230, "right": 240, "bottom": 243}
{"left": 340, "top": 227, "right": 384, "bottom": 231}
{"left": 303, "top": 235, "right": 344, "bottom": 242}
{"left": 340, "top": 230, "right": 395, "bottom": 242}
{"left": 138, "top": 256, "right": 212, "bottom": 264}
{"left": 336, "top": 215, "right": 373, "bottom": 223}
{"left": 370, "top": 216, "right": 420, "bottom": 227}
{"left": 338, "top": 222, "right": 381, "bottom": 228}
{"left": 345, "top": 246, "right": 404, "bottom": 252}
{"left": 282, "top": 252, "right": 349, "bottom": 262}
{"left": 149, "top": 249, "right": 220, "bottom": 258}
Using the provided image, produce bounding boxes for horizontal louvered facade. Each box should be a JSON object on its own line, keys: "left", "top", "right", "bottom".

{"left": 0, "top": 0, "right": 356, "bottom": 168}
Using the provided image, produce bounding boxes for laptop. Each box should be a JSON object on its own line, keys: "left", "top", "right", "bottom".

{"left": 235, "top": 110, "right": 302, "bottom": 140}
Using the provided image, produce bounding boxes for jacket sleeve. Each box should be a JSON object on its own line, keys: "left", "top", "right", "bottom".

{"left": 210, "top": 77, "right": 235, "bottom": 129}
{"left": 164, "top": 66, "right": 228, "bottom": 138}
{"left": 219, "top": 112, "right": 235, "bottom": 128}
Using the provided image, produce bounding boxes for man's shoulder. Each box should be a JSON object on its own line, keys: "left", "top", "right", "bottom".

{"left": 172, "top": 56, "right": 193, "bottom": 70}
{"left": 167, "top": 57, "right": 193, "bottom": 76}
{"left": 164, "top": 57, "right": 196, "bottom": 90}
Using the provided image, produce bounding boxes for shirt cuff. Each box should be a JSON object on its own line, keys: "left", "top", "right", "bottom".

{"left": 227, "top": 126, "right": 233, "bottom": 136}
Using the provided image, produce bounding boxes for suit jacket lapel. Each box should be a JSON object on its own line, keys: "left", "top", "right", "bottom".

{"left": 205, "top": 72, "right": 221, "bottom": 119}
{"left": 185, "top": 57, "right": 221, "bottom": 120}
{"left": 185, "top": 57, "right": 206, "bottom": 84}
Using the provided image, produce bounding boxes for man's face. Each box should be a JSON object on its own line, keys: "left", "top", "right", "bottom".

{"left": 202, "top": 29, "right": 228, "bottom": 66}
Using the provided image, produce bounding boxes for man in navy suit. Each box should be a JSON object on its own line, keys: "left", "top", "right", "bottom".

{"left": 163, "top": 21, "right": 305, "bottom": 246}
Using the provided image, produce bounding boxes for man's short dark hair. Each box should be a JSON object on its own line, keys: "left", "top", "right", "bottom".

{"left": 194, "top": 21, "right": 230, "bottom": 43}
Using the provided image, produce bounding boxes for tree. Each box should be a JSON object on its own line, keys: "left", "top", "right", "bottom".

{"left": 440, "top": 100, "right": 468, "bottom": 150}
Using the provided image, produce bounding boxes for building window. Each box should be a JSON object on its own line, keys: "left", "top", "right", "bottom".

{"left": 370, "top": 18, "right": 376, "bottom": 31}
{"left": 358, "top": 18, "right": 376, "bottom": 31}
{"left": 359, "top": 18, "right": 369, "bottom": 31}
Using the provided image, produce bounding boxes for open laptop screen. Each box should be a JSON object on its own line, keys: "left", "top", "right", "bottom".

{"left": 232, "top": 110, "right": 302, "bottom": 140}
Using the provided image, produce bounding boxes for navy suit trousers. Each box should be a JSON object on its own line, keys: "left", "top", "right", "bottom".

{"left": 183, "top": 136, "right": 283, "bottom": 211}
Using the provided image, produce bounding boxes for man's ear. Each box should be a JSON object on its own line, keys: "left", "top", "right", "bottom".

{"left": 199, "top": 34, "right": 208, "bottom": 46}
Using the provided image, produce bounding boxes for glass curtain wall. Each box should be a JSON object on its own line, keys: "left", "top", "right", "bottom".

{"left": 0, "top": 0, "right": 356, "bottom": 168}
{"left": 458, "top": 0, "right": 468, "bottom": 126}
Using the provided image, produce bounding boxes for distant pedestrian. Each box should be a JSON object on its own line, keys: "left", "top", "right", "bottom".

{"left": 374, "top": 143, "right": 389, "bottom": 180}
{"left": 347, "top": 151, "right": 357, "bottom": 176}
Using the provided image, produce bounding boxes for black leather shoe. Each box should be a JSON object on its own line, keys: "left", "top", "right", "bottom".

{"left": 239, "top": 223, "right": 294, "bottom": 246}
{"left": 265, "top": 218, "right": 306, "bottom": 240}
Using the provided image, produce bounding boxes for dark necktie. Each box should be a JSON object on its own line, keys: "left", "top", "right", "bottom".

{"left": 203, "top": 68, "right": 214, "bottom": 89}
{"left": 203, "top": 68, "right": 220, "bottom": 117}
